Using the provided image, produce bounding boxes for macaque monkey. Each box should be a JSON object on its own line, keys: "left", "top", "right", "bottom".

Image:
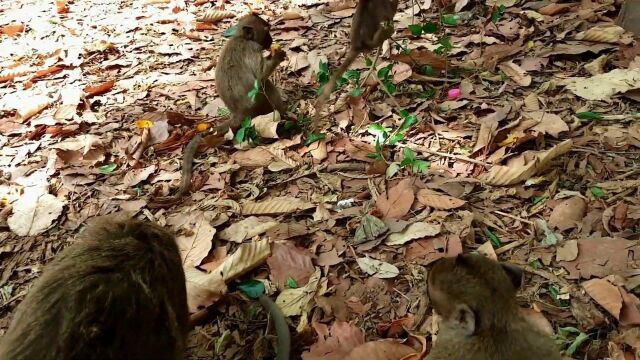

{"left": 426, "top": 254, "right": 560, "bottom": 360}
{"left": 314, "top": 0, "right": 398, "bottom": 116}
{"left": 216, "top": 12, "right": 287, "bottom": 132}
{"left": 169, "top": 13, "right": 287, "bottom": 202}
{"left": 0, "top": 215, "right": 189, "bottom": 360}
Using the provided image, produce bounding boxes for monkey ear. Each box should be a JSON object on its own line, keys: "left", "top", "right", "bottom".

{"left": 501, "top": 263, "right": 523, "bottom": 289}
{"left": 452, "top": 303, "right": 476, "bottom": 336}
{"left": 241, "top": 25, "right": 254, "bottom": 40}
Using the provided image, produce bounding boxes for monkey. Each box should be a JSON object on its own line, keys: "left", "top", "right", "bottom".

{"left": 314, "top": 0, "right": 398, "bottom": 119}
{"left": 215, "top": 12, "right": 287, "bottom": 134}
{"left": 0, "top": 215, "right": 189, "bottom": 360}
{"left": 425, "top": 254, "right": 561, "bottom": 360}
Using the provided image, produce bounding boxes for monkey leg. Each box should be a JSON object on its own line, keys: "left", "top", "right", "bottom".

{"left": 252, "top": 80, "right": 287, "bottom": 117}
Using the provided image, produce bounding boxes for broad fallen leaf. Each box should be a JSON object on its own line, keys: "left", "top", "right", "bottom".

{"left": 354, "top": 214, "right": 388, "bottom": 244}
{"left": 267, "top": 242, "right": 315, "bottom": 289}
{"left": 376, "top": 178, "right": 415, "bottom": 219}
{"left": 583, "top": 278, "right": 623, "bottom": 320}
{"left": 498, "top": 61, "right": 532, "bottom": 87}
{"left": 8, "top": 188, "right": 64, "bottom": 236}
{"left": 276, "top": 267, "right": 322, "bottom": 316}
{"left": 559, "top": 238, "right": 640, "bottom": 279}
{"left": 386, "top": 222, "right": 441, "bottom": 246}
{"left": 184, "top": 267, "right": 227, "bottom": 312}
{"left": 556, "top": 240, "right": 578, "bottom": 262}
{"left": 575, "top": 24, "right": 634, "bottom": 45}
{"left": 176, "top": 213, "right": 216, "bottom": 267}
{"left": 241, "top": 196, "right": 314, "bottom": 215}
{"left": 198, "top": 9, "right": 234, "bottom": 23}
{"left": 122, "top": 165, "right": 156, "bottom": 187}
{"left": 416, "top": 189, "right": 466, "bottom": 209}
{"left": 218, "top": 216, "right": 278, "bottom": 243}
{"left": 252, "top": 111, "right": 280, "bottom": 138}
{"left": 548, "top": 197, "right": 586, "bottom": 231}
{"left": 564, "top": 68, "right": 640, "bottom": 101}
{"left": 356, "top": 257, "right": 399, "bottom": 278}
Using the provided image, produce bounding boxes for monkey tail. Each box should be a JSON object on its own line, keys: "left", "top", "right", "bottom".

{"left": 258, "top": 295, "right": 291, "bottom": 360}
{"left": 176, "top": 133, "right": 201, "bottom": 197}
{"left": 314, "top": 50, "right": 359, "bottom": 119}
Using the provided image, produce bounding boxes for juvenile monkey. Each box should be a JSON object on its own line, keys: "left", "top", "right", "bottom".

{"left": 314, "top": 0, "right": 398, "bottom": 116}
{"left": 426, "top": 254, "right": 561, "bottom": 360}
{"left": 215, "top": 12, "right": 287, "bottom": 132}
{"left": 0, "top": 215, "right": 189, "bottom": 360}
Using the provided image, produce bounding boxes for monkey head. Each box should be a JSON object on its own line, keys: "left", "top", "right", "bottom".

{"left": 237, "top": 13, "right": 273, "bottom": 49}
{"left": 427, "top": 254, "right": 523, "bottom": 336}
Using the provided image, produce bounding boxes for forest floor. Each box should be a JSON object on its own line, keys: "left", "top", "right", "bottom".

{"left": 1, "top": 0, "right": 640, "bottom": 359}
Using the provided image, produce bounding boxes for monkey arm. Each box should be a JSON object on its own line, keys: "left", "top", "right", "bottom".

{"left": 259, "top": 53, "right": 284, "bottom": 80}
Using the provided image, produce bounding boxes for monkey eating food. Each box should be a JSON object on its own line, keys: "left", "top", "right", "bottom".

{"left": 314, "top": 0, "right": 398, "bottom": 119}
{"left": 426, "top": 254, "right": 561, "bottom": 360}
{"left": 0, "top": 215, "right": 189, "bottom": 360}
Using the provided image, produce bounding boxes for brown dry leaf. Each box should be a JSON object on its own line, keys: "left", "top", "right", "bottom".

{"left": 575, "top": 24, "right": 634, "bottom": 45}
{"left": 582, "top": 278, "right": 623, "bottom": 320}
{"left": 8, "top": 188, "right": 64, "bottom": 236}
{"left": 176, "top": 212, "right": 216, "bottom": 267}
{"left": 17, "top": 95, "right": 53, "bottom": 121}
{"left": 198, "top": 9, "right": 234, "bottom": 23}
{"left": 216, "top": 238, "right": 271, "bottom": 282}
{"left": 232, "top": 147, "right": 275, "bottom": 167}
{"left": 416, "top": 189, "right": 465, "bottom": 210}
{"left": 317, "top": 249, "right": 343, "bottom": 266}
{"left": 556, "top": 240, "right": 579, "bottom": 262}
{"left": 385, "top": 222, "right": 441, "bottom": 246}
{"left": 480, "top": 139, "right": 572, "bottom": 185}
{"left": 276, "top": 267, "right": 322, "bottom": 317}
{"left": 122, "top": 165, "right": 156, "bottom": 187}
{"left": 218, "top": 216, "right": 278, "bottom": 243}
{"left": 405, "top": 235, "right": 463, "bottom": 265}
{"left": 252, "top": 111, "right": 280, "bottom": 139}
{"left": 498, "top": 61, "right": 531, "bottom": 86}
{"left": 559, "top": 238, "right": 640, "bottom": 279}
{"left": 564, "top": 68, "right": 640, "bottom": 101}
{"left": 618, "top": 288, "right": 640, "bottom": 326}
{"left": 241, "top": 196, "right": 314, "bottom": 215}
{"left": 526, "top": 111, "right": 570, "bottom": 138}
{"left": 480, "top": 39, "right": 524, "bottom": 70}
{"left": 356, "top": 257, "right": 399, "bottom": 278}
{"left": 477, "top": 241, "right": 498, "bottom": 260}
{"left": 539, "top": 42, "right": 615, "bottom": 57}
{"left": 267, "top": 242, "right": 315, "bottom": 289}
{"left": 342, "top": 340, "right": 419, "bottom": 360}
{"left": 184, "top": 267, "right": 227, "bottom": 312}
{"left": 548, "top": 196, "right": 586, "bottom": 231}
{"left": 392, "top": 49, "right": 447, "bottom": 73}
{"left": 392, "top": 62, "right": 412, "bottom": 84}
{"left": 376, "top": 178, "right": 415, "bottom": 219}
{"left": 302, "top": 321, "right": 365, "bottom": 360}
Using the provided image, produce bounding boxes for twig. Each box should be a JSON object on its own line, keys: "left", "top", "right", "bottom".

{"left": 495, "top": 238, "right": 529, "bottom": 255}
{"left": 493, "top": 210, "right": 533, "bottom": 225}
{"left": 405, "top": 144, "right": 491, "bottom": 168}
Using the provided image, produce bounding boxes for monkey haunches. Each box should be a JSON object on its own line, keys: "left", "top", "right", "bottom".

{"left": 0, "top": 215, "right": 189, "bottom": 360}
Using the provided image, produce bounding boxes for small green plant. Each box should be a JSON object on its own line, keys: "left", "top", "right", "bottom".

{"left": 406, "top": 21, "right": 438, "bottom": 37}
{"left": 235, "top": 117, "right": 258, "bottom": 144}
{"left": 367, "top": 110, "right": 418, "bottom": 162}
{"left": 247, "top": 79, "right": 261, "bottom": 102}
{"left": 400, "top": 148, "right": 429, "bottom": 174}
{"left": 576, "top": 112, "right": 603, "bottom": 121}
{"left": 377, "top": 64, "right": 396, "bottom": 95}
{"left": 99, "top": 163, "right": 117, "bottom": 174}
{"left": 286, "top": 277, "right": 298, "bottom": 289}
{"left": 441, "top": 14, "right": 459, "bottom": 26}
{"left": 304, "top": 131, "right": 326, "bottom": 146}
{"left": 555, "top": 327, "right": 590, "bottom": 356}
{"left": 485, "top": 228, "right": 502, "bottom": 248}
{"left": 237, "top": 279, "right": 266, "bottom": 299}
{"left": 435, "top": 36, "right": 454, "bottom": 55}
{"left": 491, "top": 5, "right": 507, "bottom": 23}
{"left": 590, "top": 186, "right": 605, "bottom": 199}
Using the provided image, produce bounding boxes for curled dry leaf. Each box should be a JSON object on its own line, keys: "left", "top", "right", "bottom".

{"left": 564, "top": 68, "right": 640, "bottom": 101}
{"left": 480, "top": 139, "right": 572, "bottom": 185}
{"left": 17, "top": 95, "right": 53, "bottom": 121}
{"left": 376, "top": 178, "right": 415, "bottom": 219}
{"left": 354, "top": 214, "right": 388, "bottom": 244}
{"left": 276, "top": 267, "right": 322, "bottom": 317}
{"left": 556, "top": 240, "right": 579, "bottom": 262}
{"left": 356, "top": 257, "right": 399, "bottom": 279}
{"left": 241, "top": 196, "right": 314, "bottom": 215}
{"left": 582, "top": 278, "right": 623, "bottom": 320}
{"left": 498, "top": 61, "right": 532, "bottom": 87}
{"left": 198, "top": 9, "right": 234, "bottom": 23}
{"left": 252, "top": 111, "right": 280, "bottom": 139}
{"left": 302, "top": 321, "right": 365, "bottom": 360}
{"left": 7, "top": 188, "right": 64, "bottom": 236}
{"left": 232, "top": 147, "right": 274, "bottom": 167}
{"left": 342, "top": 339, "right": 418, "bottom": 360}
{"left": 559, "top": 238, "right": 640, "bottom": 279}
{"left": 575, "top": 24, "right": 634, "bottom": 45}
{"left": 184, "top": 267, "right": 227, "bottom": 312}
{"left": 218, "top": 216, "right": 278, "bottom": 243}
{"left": 267, "top": 242, "right": 315, "bottom": 289}
{"left": 405, "top": 235, "right": 463, "bottom": 265}
{"left": 217, "top": 238, "right": 271, "bottom": 282}
{"left": 176, "top": 213, "right": 216, "bottom": 267}
{"left": 548, "top": 196, "right": 586, "bottom": 231}
{"left": 416, "top": 189, "right": 465, "bottom": 210}
{"left": 84, "top": 80, "right": 115, "bottom": 98}
{"left": 386, "top": 222, "right": 441, "bottom": 246}
{"left": 122, "top": 165, "right": 156, "bottom": 187}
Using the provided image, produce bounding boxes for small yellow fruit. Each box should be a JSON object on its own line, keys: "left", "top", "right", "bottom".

{"left": 136, "top": 119, "right": 153, "bottom": 129}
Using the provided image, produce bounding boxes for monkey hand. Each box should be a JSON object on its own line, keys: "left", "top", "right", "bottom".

{"left": 271, "top": 47, "right": 286, "bottom": 64}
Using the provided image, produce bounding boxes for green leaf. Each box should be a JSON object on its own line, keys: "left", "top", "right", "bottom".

{"left": 532, "top": 196, "right": 546, "bottom": 205}
{"left": 421, "top": 65, "right": 433, "bottom": 76}
{"left": 237, "top": 279, "right": 265, "bottom": 299}
{"left": 591, "top": 186, "right": 605, "bottom": 198}
{"left": 487, "top": 229, "right": 502, "bottom": 247}
{"left": 383, "top": 80, "right": 396, "bottom": 95}
{"left": 304, "top": 132, "right": 326, "bottom": 146}
{"left": 377, "top": 66, "right": 391, "bottom": 80}
{"left": 566, "top": 332, "right": 590, "bottom": 356}
{"left": 245, "top": 126, "right": 258, "bottom": 142}
{"left": 364, "top": 56, "right": 373, "bottom": 67}
{"left": 217, "top": 107, "right": 230, "bottom": 116}
{"left": 491, "top": 4, "right": 507, "bottom": 23}
{"left": 352, "top": 86, "right": 362, "bottom": 97}
{"left": 235, "top": 127, "right": 246, "bottom": 143}
{"left": 399, "top": 109, "right": 410, "bottom": 118}
{"left": 317, "top": 72, "right": 329, "bottom": 85}
{"left": 438, "top": 36, "right": 453, "bottom": 50}
{"left": 412, "top": 160, "right": 429, "bottom": 173}
{"left": 241, "top": 117, "right": 252, "bottom": 128}
{"left": 441, "top": 14, "right": 458, "bottom": 26}
{"left": 576, "top": 112, "right": 603, "bottom": 121}
{"left": 419, "top": 88, "right": 436, "bottom": 99}
{"left": 319, "top": 61, "right": 329, "bottom": 74}
{"left": 423, "top": 22, "right": 438, "bottom": 33}
{"left": 403, "top": 147, "right": 416, "bottom": 162}
{"left": 388, "top": 132, "right": 404, "bottom": 145}
{"left": 286, "top": 277, "right": 298, "bottom": 289}
{"left": 99, "top": 163, "right": 117, "bottom": 174}
{"left": 399, "top": 113, "right": 417, "bottom": 132}
{"left": 247, "top": 79, "right": 261, "bottom": 102}
{"left": 336, "top": 76, "right": 348, "bottom": 88}
{"left": 345, "top": 69, "right": 361, "bottom": 81}
{"left": 223, "top": 25, "right": 237, "bottom": 38}
{"left": 368, "top": 123, "right": 388, "bottom": 138}
{"left": 408, "top": 24, "right": 423, "bottom": 36}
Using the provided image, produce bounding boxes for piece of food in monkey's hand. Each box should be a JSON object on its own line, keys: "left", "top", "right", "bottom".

{"left": 425, "top": 253, "right": 561, "bottom": 360}
{"left": 0, "top": 215, "right": 189, "bottom": 360}
{"left": 215, "top": 13, "right": 287, "bottom": 134}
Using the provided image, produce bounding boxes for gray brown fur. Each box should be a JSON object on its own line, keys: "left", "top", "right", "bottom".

{"left": 0, "top": 215, "right": 189, "bottom": 360}
{"left": 215, "top": 13, "right": 287, "bottom": 132}
{"left": 315, "top": 0, "right": 398, "bottom": 113}
{"left": 426, "top": 254, "right": 561, "bottom": 360}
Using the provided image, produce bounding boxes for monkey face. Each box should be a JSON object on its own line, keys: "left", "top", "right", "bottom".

{"left": 239, "top": 14, "right": 273, "bottom": 50}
